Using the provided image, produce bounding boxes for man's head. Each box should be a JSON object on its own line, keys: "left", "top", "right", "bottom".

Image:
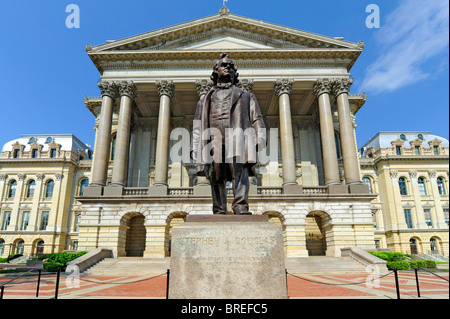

{"left": 210, "top": 53, "right": 239, "bottom": 85}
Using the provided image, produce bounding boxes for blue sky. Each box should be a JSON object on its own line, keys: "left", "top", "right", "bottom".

{"left": 0, "top": 0, "right": 448, "bottom": 149}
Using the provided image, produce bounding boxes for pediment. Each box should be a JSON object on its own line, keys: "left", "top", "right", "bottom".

{"left": 88, "top": 13, "right": 363, "bottom": 53}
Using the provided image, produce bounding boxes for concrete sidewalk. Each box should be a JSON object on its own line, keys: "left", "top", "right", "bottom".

{"left": 0, "top": 270, "right": 448, "bottom": 299}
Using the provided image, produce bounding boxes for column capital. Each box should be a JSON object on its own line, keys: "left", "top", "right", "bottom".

{"left": 0, "top": 174, "right": 7, "bottom": 181}
{"left": 389, "top": 170, "right": 398, "bottom": 180}
{"left": 274, "top": 79, "right": 294, "bottom": 97}
{"left": 118, "top": 81, "right": 137, "bottom": 99}
{"left": 18, "top": 173, "right": 26, "bottom": 180}
{"left": 428, "top": 170, "right": 437, "bottom": 179}
{"left": 36, "top": 173, "right": 45, "bottom": 181}
{"left": 156, "top": 80, "right": 175, "bottom": 98}
{"left": 408, "top": 170, "right": 418, "bottom": 179}
{"left": 331, "top": 78, "right": 353, "bottom": 97}
{"left": 237, "top": 79, "right": 254, "bottom": 92}
{"left": 195, "top": 79, "right": 213, "bottom": 97}
{"left": 313, "top": 78, "right": 333, "bottom": 97}
{"left": 97, "top": 81, "right": 119, "bottom": 99}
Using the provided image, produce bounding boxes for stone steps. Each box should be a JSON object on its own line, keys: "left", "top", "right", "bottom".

{"left": 84, "top": 256, "right": 367, "bottom": 276}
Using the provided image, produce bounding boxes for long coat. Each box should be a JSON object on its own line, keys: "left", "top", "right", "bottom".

{"left": 191, "top": 85, "right": 266, "bottom": 177}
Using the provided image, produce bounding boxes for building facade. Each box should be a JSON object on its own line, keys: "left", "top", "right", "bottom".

{"left": 3, "top": 9, "right": 447, "bottom": 261}
{"left": 78, "top": 9, "right": 376, "bottom": 258}
{"left": 0, "top": 135, "right": 91, "bottom": 257}
{"left": 359, "top": 132, "right": 449, "bottom": 258}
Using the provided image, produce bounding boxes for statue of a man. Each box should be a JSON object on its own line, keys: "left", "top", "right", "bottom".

{"left": 192, "top": 53, "right": 266, "bottom": 215}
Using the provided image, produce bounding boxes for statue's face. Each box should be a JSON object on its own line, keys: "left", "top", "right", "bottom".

{"left": 217, "top": 57, "right": 236, "bottom": 83}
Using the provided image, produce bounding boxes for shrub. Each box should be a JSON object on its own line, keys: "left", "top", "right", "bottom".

{"left": 43, "top": 262, "right": 64, "bottom": 272}
{"left": 387, "top": 261, "right": 411, "bottom": 270}
{"left": 41, "top": 251, "right": 88, "bottom": 272}
{"left": 368, "top": 251, "right": 409, "bottom": 262}
{"left": 425, "top": 260, "right": 437, "bottom": 269}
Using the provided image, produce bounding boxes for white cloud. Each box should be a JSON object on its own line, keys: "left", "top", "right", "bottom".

{"left": 360, "top": 0, "right": 449, "bottom": 93}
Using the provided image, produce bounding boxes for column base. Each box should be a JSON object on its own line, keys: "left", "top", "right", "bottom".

{"left": 348, "top": 183, "right": 370, "bottom": 194}
{"left": 103, "top": 186, "right": 124, "bottom": 197}
{"left": 327, "top": 184, "right": 349, "bottom": 194}
{"left": 83, "top": 186, "right": 104, "bottom": 197}
{"left": 283, "top": 183, "right": 303, "bottom": 195}
{"left": 149, "top": 184, "right": 168, "bottom": 197}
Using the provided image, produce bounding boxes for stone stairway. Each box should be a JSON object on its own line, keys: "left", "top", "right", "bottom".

{"left": 285, "top": 256, "right": 368, "bottom": 274}
{"left": 84, "top": 256, "right": 368, "bottom": 276}
{"left": 83, "top": 257, "right": 170, "bottom": 276}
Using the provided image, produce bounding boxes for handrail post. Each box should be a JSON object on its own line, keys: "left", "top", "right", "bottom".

{"left": 54, "top": 267, "right": 61, "bottom": 299}
{"left": 415, "top": 268, "right": 420, "bottom": 298}
{"left": 1, "top": 286, "right": 4, "bottom": 299}
{"left": 393, "top": 268, "right": 400, "bottom": 299}
{"left": 166, "top": 269, "right": 170, "bottom": 299}
{"left": 36, "top": 269, "right": 42, "bottom": 298}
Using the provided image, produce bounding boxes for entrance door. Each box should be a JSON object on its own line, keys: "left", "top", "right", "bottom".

{"left": 36, "top": 240, "right": 44, "bottom": 256}
{"left": 305, "top": 212, "right": 327, "bottom": 256}
{"left": 409, "top": 238, "right": 418, "bottom": 254}
{"left": 125, "top": 214, "right": 146, "bottom": 257}
{"left": 430, "top": 238, "right": 438, "bottom": 255}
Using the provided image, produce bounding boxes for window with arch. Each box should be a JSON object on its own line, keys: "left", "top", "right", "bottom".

{"left": 79, "top": 178, "right": 89, "bottom": 196}
{"left": 362, "top": 176, "right": 373, "bottom": 193}
{"left": 111, "top": 134, "right": 117, "bottom": 161}
{"left": 26, "top": 180, "right": 36, "bottom": 198}
{"left": 45, "top": 180, "right": 54, "bottom": 198}
{"left": 430, "top": 237, "right": 438, "bottom": 254}
{"left": 8, "top": 180, "right": 17, "bottom": 198}
{"left": 16, "top": 240, "right": 24, "bottom": 255}
{"left": 399, "top": 177, "right": 408, "bottom": 195}
{"left": 437, "top": 177, "right": 446, "bottom": 195}
{"left": 0, "top": 239, "right": 4, "bottom": 256}
{"left": 418, "top": 177, "right": 427, "bottom": 195}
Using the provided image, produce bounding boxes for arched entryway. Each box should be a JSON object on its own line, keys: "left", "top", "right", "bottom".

{"left": 305, "top": 211, "right": 330, "bottom": 256}
{"left": 409, "top": 237, "right": 421, "bottom": 255}
{"left": 121, "top": 212, "right": 146, "bottom": 257}
{"left": 165, "top": 212, "right": 187, "bottom": 257}
{"left": 430, "top": 237, "right": 441, "bottom": 255}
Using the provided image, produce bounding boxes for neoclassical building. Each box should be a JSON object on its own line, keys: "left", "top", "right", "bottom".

{"left": 359, "top": 132, "right": 449, "bottom": 258}
{"left": 0, "top": 135, "right": 91, "bottom": 257}
{"left": 78, "top": 8, "right": 377, "bottom": 258}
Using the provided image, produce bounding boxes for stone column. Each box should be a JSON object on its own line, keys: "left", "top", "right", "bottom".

{"left": 193, "top": 80, "right": 213, "bottom": 196}
{"left": 408, "top": 170, "right": 428, "bottom": 229}
{"left": 150, "top": 80, "right": 175, "bottom": 196}
{"left": 87, "top": 82, "right": 119, "bottom": 195}
{"left": 275, "top": 79, "right": 302, "bottom": 194}
{"left": 109, "top": 81, "right": 137, "bottom": 191}
{"left": 313, "top": 79, "right": 341, "bottom": 189}
{"left": 332, "top": 78, "right": 367, "bottom": 193}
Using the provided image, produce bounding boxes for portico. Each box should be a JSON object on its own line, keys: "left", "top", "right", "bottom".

{"left": 78, "top": 9, "right": 375, "bottom": 258}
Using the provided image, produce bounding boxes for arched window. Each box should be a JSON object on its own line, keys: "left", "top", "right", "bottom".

{"left": 111, "top": 134, "right": 117, "bottom": 161}
{"left": 362, "top": 176, "right": 373, "bottom": 193}
{"left": 8, "top": 180, "right": 17, "bottom": 198}
{"left": 409, "top": 238, "right": 418, "bottom": 254}
{"left": 418, "top": 177, "right": 427, "bottom": 195}
{"left": 79, "top": 178, "right": 89, "bottom": 196}
{"left": 430, "top": 238, "right": 438, "bottom": 254}
{"left": 16, "top": 240, "right": 24, "bottom": 255}
{"left": 45, "top": 180, "right": 54, "bottom": 198}
{"left": 399, "top": 177, "right": 408, "bottom": 195}
{"left": 0, "top": 239, "right": 4, "bottom": 256}
{"left": 36, "top": 240, "right": 44, "bottom": 256}
{"left": 26, "top": 180, "right": 36, "bottom": 198}
{"left": 437, "top": 177, "right": 446, "bottom": 195}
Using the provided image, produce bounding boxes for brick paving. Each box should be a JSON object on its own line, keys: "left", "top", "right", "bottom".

{"left": 0, "top": 270, "right": 448, "bottom": 299}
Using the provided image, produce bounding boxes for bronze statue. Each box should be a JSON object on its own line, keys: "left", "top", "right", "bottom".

{"left": 192, "top": 53, "right": 266, "bottom": 215}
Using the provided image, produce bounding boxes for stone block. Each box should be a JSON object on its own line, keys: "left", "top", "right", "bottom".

{"left": 327, "top": 184, "right": 349, "bottom": 194}
{"left": 193, "top": 184, "right": 212, "bottom": 196}
{"left": 82, "top": 186, "right": 103, "bottom": 197}
{"left": 283, "top": 183, "right": 303, "bottom": 195}
{"left": 148, "top": 185, "right": 168, "bottom": 197}
{"left": 348, "top": 183, "right": 370, "bottom": 194}
{"left": 169, "top": 216, "right": 287, "bottom": 299}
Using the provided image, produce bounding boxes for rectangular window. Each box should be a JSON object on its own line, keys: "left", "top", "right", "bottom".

{"left": 1, "top": 211, "right": 11, "bottom": 230}
{"left": 31, "top": 149, "right": 38, "bottom": 158}
{"left": 74, "top": 215, "right": 81, "bottom": 232}
{"left": 444, "top": 209, "right": 449, "bottom": 226}
{"left": 423, "top": 209, "right": 432, "bottom": 228}
{"left": 415, "top": 146, "right": 421, "bottom": 155}
{"left": 372, "top": 212, "right": 377, "bottom": 229}
{"left": 433, "top": 146, "right": 440, "bottom": 155}
{"left": 50, "top": 149, "right": 56, "bottom": 158}
{"left": 13, "top": 149, "right": 20, "bottom": 158}
{"left": 404, "top": 209, "right": 413, "bottom": 228}
{"left": 396, "top": 146, "right": 402, "bottom": 155}
{"left": 21, "top": 211, "right": 30, "bottom": 230}
{"left": 40, "top": 211, "right": 49, "bottom": 230}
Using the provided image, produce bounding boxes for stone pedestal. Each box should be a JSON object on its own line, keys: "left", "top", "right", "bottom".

{"left": 169, "top": 215, "right": 287, "bottom": 299}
